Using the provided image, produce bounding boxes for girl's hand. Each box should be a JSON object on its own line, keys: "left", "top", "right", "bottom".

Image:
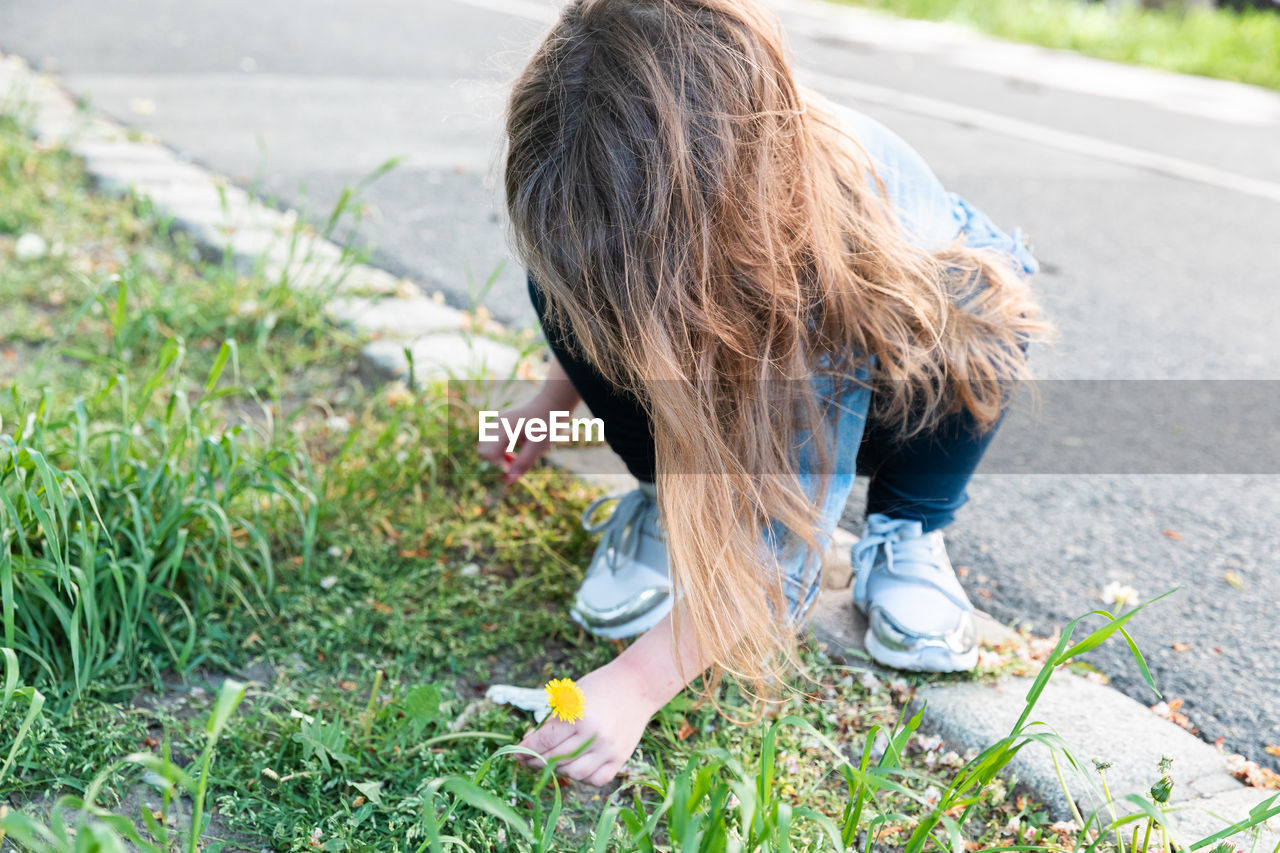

{"left": 476, "top": 359, "right": 582, "bottom": 484}
{"left": 516, "top": 661, "right": 657, "bottom": 787}
{"left": 476, "top": 395, "right": 557, "bottom": 484}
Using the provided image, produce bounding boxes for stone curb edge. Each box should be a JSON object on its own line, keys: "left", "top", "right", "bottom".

{"left": 3, "top": 53, "right": 1274, "bottom": 845}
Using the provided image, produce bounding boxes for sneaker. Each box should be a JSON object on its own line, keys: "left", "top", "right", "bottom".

{"left": 851, "top": 514, "right": 978, "bottom": 672}
{"left": 571, "top": 482, "right": 673, "bottom": 639}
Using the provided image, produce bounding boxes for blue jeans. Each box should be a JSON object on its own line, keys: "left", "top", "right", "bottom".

{"left": 771, "top": 367, "right": 1013, "bottom": 618}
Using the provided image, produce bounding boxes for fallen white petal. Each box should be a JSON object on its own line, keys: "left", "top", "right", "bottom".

{"left": 485, "top": 684, "right": 550, "bottom": 723}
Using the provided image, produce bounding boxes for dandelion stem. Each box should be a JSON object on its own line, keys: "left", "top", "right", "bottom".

{"left": 1097, "top": 767, "right": 1126, "bottom": 853}
{"left": 1051, "top": 751, "right": 1087, "bottom": 830}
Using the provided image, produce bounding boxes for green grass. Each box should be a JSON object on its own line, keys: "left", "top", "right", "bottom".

{"left": 831, "top": 0, "right": 1280, "bottom": 92}
{"left": 0, "top": 116, "right": 357, "bottom": 710}
{"left": 2, "top": 114, "right": 1278, "bottom": 851}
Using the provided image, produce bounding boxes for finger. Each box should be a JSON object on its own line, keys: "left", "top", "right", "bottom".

{"left": 518, "top": 722, "right": 578, "bottom": 768}
{"left": 537, "top": 733, "right": 590, "bottom": 773}
{"left": 521, "top": 737, "right": 584, "bottom": 771}
{"left": 519, "top": 719, "right": 569, "bottom": 754}
{"left": 556, "top": 753, "right": 607, "bottom": 783}
{"left": 504, "top": 440, "right": 545, "bottom": 483}
{"left": 547, "top": 732, "right": 593, "bottom": 759}
{"left": 517, "top": 732, "right": 560, "bottom": 767}
{"left": 476, "top": 440, "right": 507, "bottom": 468}
{"left": 585, "top": 761, "right": 621, "bottom": 787}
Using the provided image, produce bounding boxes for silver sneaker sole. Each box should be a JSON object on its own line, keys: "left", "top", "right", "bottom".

{"left": 570, "top": 597, "right": 673, "bottom": 640}
{"left": 864, "top": 630, "right": 978, "bottom": 672}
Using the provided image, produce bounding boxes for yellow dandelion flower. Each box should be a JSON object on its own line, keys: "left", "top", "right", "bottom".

{"left": 544, "top": 678, "right": 586, "bottom": 723}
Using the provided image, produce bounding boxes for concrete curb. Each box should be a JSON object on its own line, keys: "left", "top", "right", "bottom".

{"left": 4, "top": 52, "right": 1274, "bottom": 846}
{"left": 0, "top": 53, "right": 537, "bottom": 386}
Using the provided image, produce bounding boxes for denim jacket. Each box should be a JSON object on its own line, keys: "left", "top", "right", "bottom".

{"left": 830, "top": 103, "right": 1040, "bottom": 278}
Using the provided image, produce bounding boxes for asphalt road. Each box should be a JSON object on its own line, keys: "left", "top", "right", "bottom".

{"left": 3, "top": 0, "right": 1278, "bottom": 771}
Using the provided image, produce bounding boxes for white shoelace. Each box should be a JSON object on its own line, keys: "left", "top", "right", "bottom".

{"left": 852, "top": 514, "right": 971, "bottom": 611}
{"left": 581, "top": 489, "right": 656, "bottom": 574}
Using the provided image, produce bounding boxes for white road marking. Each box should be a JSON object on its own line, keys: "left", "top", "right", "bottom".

{"left": 444, "top": 0, "right": 1280, "bottom": 206}
{"left": 770, "top": 0, "right": 1280, "bottom": 127}
{"left": 803, "top": 70, "right": 1280, "bottom": 205}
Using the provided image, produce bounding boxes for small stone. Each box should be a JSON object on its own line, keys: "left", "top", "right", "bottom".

{"left": 360, "top": 334, "right": 523, "bottom": 385}
{"left": 15, "top": 233, "right": 48, "bottom": 261}
{"left": 459, "top": 563, "right": 480, "bottom": 577}
{"left": 326, "top": 296, "right": 466, "bottom": 338}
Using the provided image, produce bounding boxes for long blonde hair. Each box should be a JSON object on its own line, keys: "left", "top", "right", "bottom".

{"left": 504, "top": 0, "right": 1047, "bottom": 698}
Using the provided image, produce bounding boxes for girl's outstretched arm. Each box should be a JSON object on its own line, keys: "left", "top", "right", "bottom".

{"left": 517, "top": 605, "right": 713, "bottom": 786}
